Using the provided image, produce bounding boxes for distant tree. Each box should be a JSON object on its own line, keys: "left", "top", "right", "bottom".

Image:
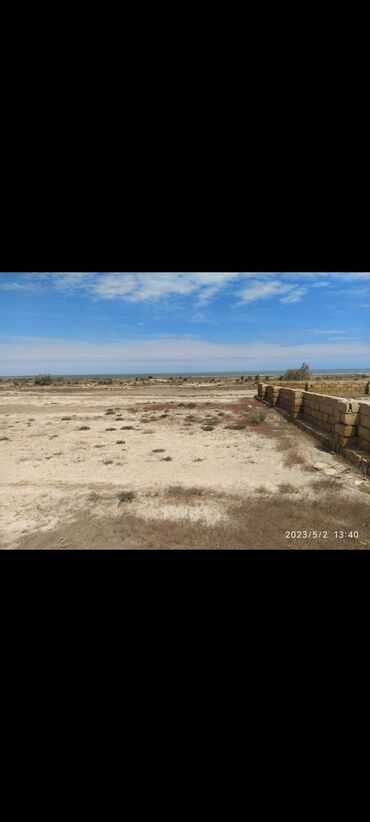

{"left": 255, "top": 374, "right": 260, "bottom": 382}
{"left": 282, "top": 363, "right": 311, "bottom": 382}
{"left": 265, "top": 375, "right": 270, "bottom": 381}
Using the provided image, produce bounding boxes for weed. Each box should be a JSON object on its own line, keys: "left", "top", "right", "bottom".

{"left": 117, "top": 491, "right": 136, "bottom": 503}
{"left": 252, "top": 411, "right": 268, "bottom": 424}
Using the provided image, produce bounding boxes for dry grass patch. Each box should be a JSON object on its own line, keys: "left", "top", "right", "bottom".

{"left": 311, "top": 478, "right": 344, "bottom": 494}
{"left": 225, "top": 423, "right": 246, "bottom": 431}
{"left": 25, "top": 489, "right": 369, "bottom": 549}
{"left": 279, "top": 483, "right": 299, "bottom": 494}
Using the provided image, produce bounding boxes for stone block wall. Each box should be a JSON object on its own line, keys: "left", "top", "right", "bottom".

{"left": 358, "top": 402, "right": 370, "bottom": 452}
{"left": 278, "top": 388, "right": 304, "bottom": 419}
{"left": 258, "top": 382, "right": 370, "bottom": 459}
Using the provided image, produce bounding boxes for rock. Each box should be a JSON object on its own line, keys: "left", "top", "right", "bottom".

{"left": 313, "top": 462, "right": 331, "bottom": 471}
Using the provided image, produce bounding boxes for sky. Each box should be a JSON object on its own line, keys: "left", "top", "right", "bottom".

{"left": 0, "top": 272, "right": 369, "bottom": 375}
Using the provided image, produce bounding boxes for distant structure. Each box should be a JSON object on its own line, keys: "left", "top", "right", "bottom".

{"left": 365, "top": 381, "right": 370, "bottom": 395}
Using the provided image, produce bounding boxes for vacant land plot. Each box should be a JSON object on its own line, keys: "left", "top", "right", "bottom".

{"left": 0, "top": 378, "right": 369, "bottom": 549}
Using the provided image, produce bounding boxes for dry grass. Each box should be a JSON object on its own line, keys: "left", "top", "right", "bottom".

{"left": 225, "top": 424, "right": 246, "bottom": 431}
{"left": 311, "top": 478, "right": 344, "bottom": 494}
{"left": 279, "top": 483, "right": 299, "bottom": 494}
{"left": 283, "top": 448, "right": 309, "bottom": 466}
{"left": 167, "top": 485, "right": 205, "bottom": 498}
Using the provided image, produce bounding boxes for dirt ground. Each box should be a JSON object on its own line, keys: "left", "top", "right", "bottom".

{"left": 0, "top": 379, "right": 369, "bottom": 549}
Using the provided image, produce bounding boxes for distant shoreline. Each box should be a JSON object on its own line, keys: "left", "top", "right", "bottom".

{"left": 1, "top": 369, "right": 369, "bottom": 380}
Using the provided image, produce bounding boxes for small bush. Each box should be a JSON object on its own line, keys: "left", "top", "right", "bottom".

{"left": 116, "top": 440, "right": 126, "bottom": 445}
{"left": 161, "top": 456, "right": 173, "bottom": 461}
{"left": 105, "top": 409, "right": 115, "bottom": 415}
{"left": 0, "top": 436, "right": 9, "bottom": 441}
{"left": 202, "top": 425, "right": 215, "bottom": 431}
{"left": 152, "top": 448, "right": 166, "bottom": 453}
{"left": 78, "top": 426, "right": 90, "bottom": 431}
{"left": 121, "top": 426, "right": 134, "bottom": 430}
{"left": 117, "top": 491, "right": 136, "bottom": 503}
{"left": 34, "top": 374, "right": 52, "bottom": 385}
{"left": 88, "top": 492, "right": 101, "bottom": 502}
{"left": 105, "top": 427, "right": 117, "bottom": 432}
{"left": 61, "top": 417, "right": 72, "bottom": 421}
{"left": 99, "top": 378, "right": 113, "bottom": 385}
{"left": 251, "top": 411, "right": 267, "bottom": 424}
{"left": 103, "top": 459, "right": 113, "bottom": 465}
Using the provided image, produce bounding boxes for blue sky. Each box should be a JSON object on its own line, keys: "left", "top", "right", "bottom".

{"left": 0, "top": 272, "right": 369, "bottom": 375}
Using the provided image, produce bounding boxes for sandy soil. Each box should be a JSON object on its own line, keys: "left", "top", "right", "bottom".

{"left": 0, "top": 381, "right": 369, "bottom": 549}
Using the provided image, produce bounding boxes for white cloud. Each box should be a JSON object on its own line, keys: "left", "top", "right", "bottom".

{"left": 237, "top": 280, "right": 294, "bottom": 303}
{"left": 280, "top": 289, "right": 307, "bottom": 304}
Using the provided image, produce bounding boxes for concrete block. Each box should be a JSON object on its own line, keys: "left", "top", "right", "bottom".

{"left": 336, "top": 412, "right": 360, "bottom": 426}
{"left": 335, "top": 423, "right": 357, "bottom": 437}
